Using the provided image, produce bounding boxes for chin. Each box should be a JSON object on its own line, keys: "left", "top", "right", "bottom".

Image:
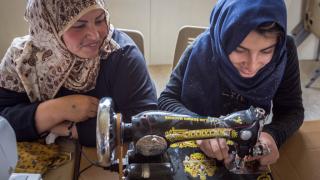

{"left": 86, "top": 54, "right": 99, "bottom": 59}
{"left": 240, "top": 73, "right": 256, "bottom": 78}
{"left": 78, "top": 51, "right": 99, "bottom": 59}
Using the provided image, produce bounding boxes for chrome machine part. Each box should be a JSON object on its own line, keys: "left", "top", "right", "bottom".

{"left": 251, "top": 143, "right": 271, "bottom": 157}
{"left": 254, "top": 107, "right": 266, "bottom": 120}
{"left": 240, "top": 130, "right": 252, "bottom": 141}
{"left": 254, "top": 107, "right": 267, "bottom": 138}
{"left": 141, "top": 164, "right": 150, "bottom": 178}
{"left": 96, "top": 97, "right": 116, "bottom": 167}
{"left": 136, "top": 135, "right": 168, "bottom": 156}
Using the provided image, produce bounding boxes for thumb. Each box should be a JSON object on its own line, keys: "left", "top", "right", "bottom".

{"left": 224, "top": 153, "right": 234, "bottom": 165}
{"left": 196, "top": 140, "right": 203, "bottom": 145}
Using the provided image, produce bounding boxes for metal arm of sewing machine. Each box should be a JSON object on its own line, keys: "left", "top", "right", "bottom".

{"left": 96, "top": 97, "right": 270, "bottom": 179}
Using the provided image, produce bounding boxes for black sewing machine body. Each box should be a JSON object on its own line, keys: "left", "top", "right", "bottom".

{"left": 96, "top": 97, "right": 272, "bottom": 180}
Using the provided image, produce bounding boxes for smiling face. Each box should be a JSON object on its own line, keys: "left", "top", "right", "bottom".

{"left": 62, "top": 9, "right": 108, "bottom": 59}
{"left": 228, "top": 30, "right": 278, "bottom": 78}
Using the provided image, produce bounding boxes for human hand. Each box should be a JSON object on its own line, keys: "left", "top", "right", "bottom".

{"left": 197, "top": 138, "right": 233, "bottom": 164}
{"left": 50, "top": 121, "right": 72, "bottom": 137}
{"left": 56, "top": 94, "right": 99, "bottom": 122}
{"left": 247, "top": 132, "right": 279, "bottom": 165}
{"left": 35, "top": 94, "right": 98, "bottom": 133}
{"left": 50, "top": 121, "right": 78, "bottom": 139}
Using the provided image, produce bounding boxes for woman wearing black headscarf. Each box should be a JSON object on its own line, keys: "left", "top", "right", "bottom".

{"left": 159, "top": 0, "right": 303, "bottom": 173}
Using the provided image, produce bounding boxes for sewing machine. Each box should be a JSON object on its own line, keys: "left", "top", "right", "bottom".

{"left": 96, "top": 97, "right": 270, "bottom": 179}
{"left": 0, "top": 116, "right": 17, "bottom": 180}
{"left": 0, "top": 116, "right": 42, "bottom": 180}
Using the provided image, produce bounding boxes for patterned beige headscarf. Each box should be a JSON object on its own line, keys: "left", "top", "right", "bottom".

{"left": 0, "top": 0, "right": 119, "bottom": 102}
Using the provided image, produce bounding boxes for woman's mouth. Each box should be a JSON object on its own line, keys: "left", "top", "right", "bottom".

{"left": 240, "top": 69, "right": 256, "bottom": 77}
{"left": 81, "top": 41, "right": 102, "bottom": 54}
{"left": 83, "top": 41, "right": 100, "bottom": 48}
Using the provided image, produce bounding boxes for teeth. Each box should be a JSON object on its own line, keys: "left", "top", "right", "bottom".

{"left": 84, "top": 42, "right": 99, "bottom": 47}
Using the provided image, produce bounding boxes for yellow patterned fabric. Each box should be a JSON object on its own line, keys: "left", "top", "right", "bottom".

{"left": 183, "top": 152, "right": 217, "bottom": 180}
{"left": 15, "top": 141, "right": 72, "bottom": 174}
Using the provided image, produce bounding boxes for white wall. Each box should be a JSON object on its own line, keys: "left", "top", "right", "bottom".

{"left": 107, "top": 0, "right": 151, "bottom": 63}
{"left": 0, "top": 0, "right": 28, "bottom": 58}
{"left": 149, "top": 0, "right": 215, "bottom": 65}
{"left": 0, "top": 0, "right": 318, "bottom": 65}
{"left": 106, "top": 0, "right": 215, "bottom": 64}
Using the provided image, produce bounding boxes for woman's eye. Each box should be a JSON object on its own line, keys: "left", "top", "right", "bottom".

{"left": 96, "top": 17, "right": 106, "bottom": 24}
{"left": 72, "top": 23, "right": 85, "bottom": 29}
{"left": 235, "top": 48, "right": 246, "bottom": 53}
{"left": 261, "top": 49, "right": 274, "bottom": 54}
{"left": 95, "top": 20, "right": 104, "bottom": 24}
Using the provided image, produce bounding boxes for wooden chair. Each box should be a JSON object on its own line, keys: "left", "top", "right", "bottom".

{"left": 118, "top": 28, "right": 145, "bottom": 56}
{"left": 304, "top": 0, "right": 320, "bottom": 87}
{"left": 292, "top": 0, "right": 320, "bottom": 88}
{"left": 172, "top": 26, "right": 207, "bottom": 70}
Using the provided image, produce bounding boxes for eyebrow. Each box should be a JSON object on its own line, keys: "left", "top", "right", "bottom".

{"left": 76, "top": 12, "right": 105, "bottom": 23}
{"left": 238, "top": 44, "right": 277, "bottom": 51}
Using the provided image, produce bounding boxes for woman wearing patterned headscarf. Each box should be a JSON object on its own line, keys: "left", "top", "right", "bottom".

{"left": 159, "top": 0, "right": 304, "bottom": 176}
{"left": 0, "top": 0, "right": 157, "bottom": 146}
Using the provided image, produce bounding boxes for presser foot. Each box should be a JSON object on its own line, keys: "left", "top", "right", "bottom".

{"left": 227, "top": 157, "right": 269, "bottom": 174}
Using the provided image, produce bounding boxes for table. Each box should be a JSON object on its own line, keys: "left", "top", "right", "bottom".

{"left": 42, "top": 138, "right": 80, "bottom": 180}
{"left": 47, "top": 120, "right": 320, "bottom": 180}
{"left": 271, "top": 120, "right": 320, "bottom": 180}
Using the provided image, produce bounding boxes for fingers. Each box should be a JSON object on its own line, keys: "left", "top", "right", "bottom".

{"left": 211, "top": 138, "right": 226, "bottom": 160}
{"left": 88, "top": 109, "right": 98, "bottom": 118}
{"left": 248, "top": 132, "right": 279, "bottom": 166}
{"left": 90, "top": 96, "right": 99, "bottom": 106}
{"left": 259, "top": 157, "right": 271, "bottom": 166}
{"left": 88, "top": 97, "right": 99, "bottom": 118}
{"left": 197, "top": 140, "right": 216, "bottom": 158}
{"left": 50, "top": 121, "right": 70, "bottom": 136}
{"left": 224, "top": 153, "right": 234, "bottom": 165}
{"left": 59, "top": 95, "right": 99, "bottom": 122}
{"left": 258, "top": 146, "right": 278, "bottom": 166}
{"left": 77, "top": 95, "right": 99, "bottom": 118}
{"left": 197, "top": 139, "right": 229, "bottom": 161}
{"left": 218, "top": 138, "right": 229, "bottom": 160}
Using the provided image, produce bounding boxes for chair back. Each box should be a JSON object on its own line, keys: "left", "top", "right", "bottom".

{"left": 305, "top": 0, "right": 320, "bottom": 38}
{"left": 118, "top": 28, "right": 145, "bottom": 56}
{"left": 172, "top": 26, "right": 207, "bottom": 69}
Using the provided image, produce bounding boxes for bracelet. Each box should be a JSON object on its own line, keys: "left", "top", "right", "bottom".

{"left": 67, "top": 122, "right": 75, "bottom": 138}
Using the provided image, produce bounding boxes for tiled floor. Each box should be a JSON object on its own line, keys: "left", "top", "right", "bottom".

{"left": 297, "top": 60, "right": 320, "bottom": 120}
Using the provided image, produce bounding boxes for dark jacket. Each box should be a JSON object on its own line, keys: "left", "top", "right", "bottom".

{"left": 159, "top": 36, "right": 304, "bottom": 148}
{"left": 0, "top": 29, "right": 158, "bottom": 146}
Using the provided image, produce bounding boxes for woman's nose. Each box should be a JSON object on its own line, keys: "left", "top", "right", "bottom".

{"left": 246, "top": 53, "right": 259, "bottom": 71}
{"left": 86, "top": 25, "right": 100, "bottom": 40}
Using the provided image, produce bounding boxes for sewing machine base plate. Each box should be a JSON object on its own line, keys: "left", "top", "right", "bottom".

{"left": 124, "top": 142, "right": 273, "bottom": 180}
